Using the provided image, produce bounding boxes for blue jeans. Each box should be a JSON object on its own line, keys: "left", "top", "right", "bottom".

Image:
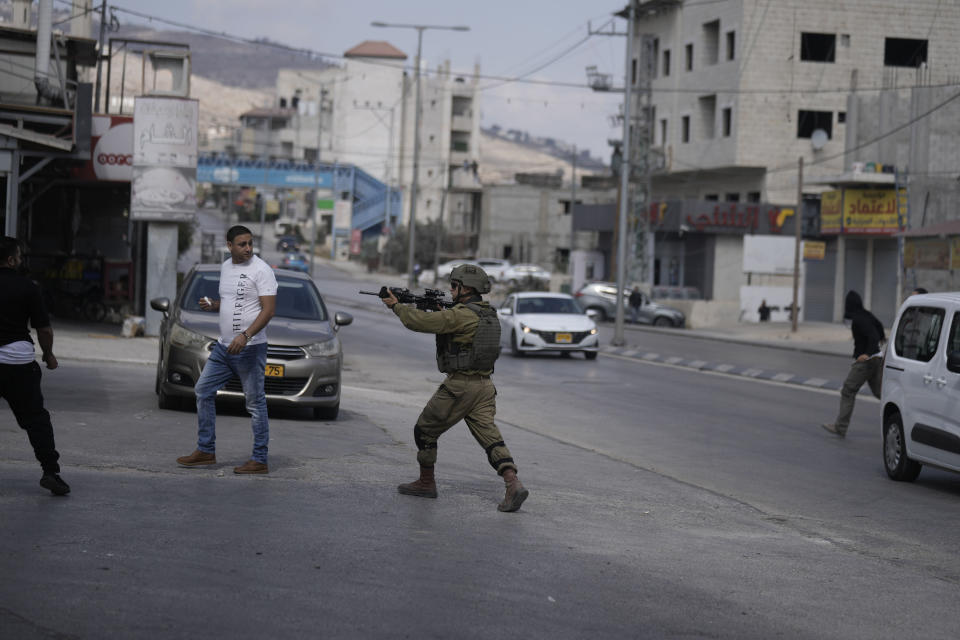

{"left": 195, "top": 341, "right": 269, "bottom": 463}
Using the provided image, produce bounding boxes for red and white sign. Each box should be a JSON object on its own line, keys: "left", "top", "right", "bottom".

{"left": 71, "top": 115, "right": 134, "bottom": 182}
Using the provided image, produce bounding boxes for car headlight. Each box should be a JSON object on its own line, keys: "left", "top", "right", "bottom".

{"left": 170, "top": 323, "right": 213, "bottom": 349}
{"left": 520, "top": 323, "right": 531, "bottom": 333}
{"left": 305, "top": 336, "right": 340, "bottom": 357}
{"left": 590, "top": 328, "right": 598, "bottom": 335}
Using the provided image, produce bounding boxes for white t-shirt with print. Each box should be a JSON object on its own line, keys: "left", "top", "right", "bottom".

{"left": 217, "top": 255, "right": 278, "bottom": 347}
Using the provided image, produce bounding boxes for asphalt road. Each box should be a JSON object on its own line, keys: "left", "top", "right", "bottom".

{"left": 4, "top": 258, "right": 960, "bottom": 638}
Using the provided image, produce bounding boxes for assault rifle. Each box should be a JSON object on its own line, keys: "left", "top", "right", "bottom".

{"left": 359, "top": 286, "right": 453, "bottom": 311}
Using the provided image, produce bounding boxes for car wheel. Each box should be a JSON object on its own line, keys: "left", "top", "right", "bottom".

{"left": 584, "top": 351, "right": 598, "bottom": 360}
{"left": 510, "top": 331, "right": 524, "bottom": 357}
{"left": 653, "top": 316, "right": 672, "bottom": 327}
{"left": 314, "top": 403, "right": 339, "bottom": 421}
{"left": 158, "top": 387, "right": 181, "bottom": 411}
{"left": 589, "top": 307, "right": 607, "bottom": 322}
{"left": 883, "top": 411, "right": 921, "bottom": 482}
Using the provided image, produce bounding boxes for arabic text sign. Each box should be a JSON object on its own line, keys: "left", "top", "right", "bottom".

{"left": 843, "top": 189, "right": 899, "bottom": 234}
{"left": 803, "top": 240, "right": 826, "bottom": 260}
{"left": 820, "top": 190, "right": 842, "bottom": 234}
{"left": 904, "top": 238, "right": 950, "bottom": 270}
{"left": 131, "top": 97, "right": 199, "bottom": 221}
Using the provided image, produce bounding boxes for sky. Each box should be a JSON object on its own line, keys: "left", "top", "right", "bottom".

{"left": 104, "top": 0, "right": 629, "bottom": 161}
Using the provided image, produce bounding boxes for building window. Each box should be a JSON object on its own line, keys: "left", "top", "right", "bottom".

{"left": 837, "top": 111, "right": 846, "bottom": 123}
{"left": 631, "top": 57, "right": 638, "bottom": 84}
{"left": 722, "top": 107, "right": 732, "bottom": 137}
{"left": 685, "top": 43, "right": 694, "bottom": 71}
{"left": 703, "top": 20, "right": 720, "bottom": 65}
{"left": 681, "top": 115, "right": 690, "bottom": 143}
{"left": 801, "top": 32, "right": 836, "bottom": 62}
{"left": 725, "top": 193, "right": 740, "bottom": 202}
{"left": 797, "top": 110, "right": 833, "bottom": 139}
{"left": 652, "top": 38, "right": 659, "bottom": 78}
{"left": 660, "top": 118, "right": 668, "bottom": 145}
{"left": 704, "top": 193, "right": 719, "bottom": 201}
{"left": 885, "top": 37, "right": 928, "bottom": 68}
{"left": 561, "top": 199, "right": 582, "bottom": 214}
{"left": 747, "top": 191, "right": 761, "bottom": 203}
{"left": 726, "top": 31, "right": 736, "bottom": 60}
{"left": 663, "top": 49, "right": 671, "bottom": 76}
{"left": 698, "top": 95, "right": 716, "bottom": 139}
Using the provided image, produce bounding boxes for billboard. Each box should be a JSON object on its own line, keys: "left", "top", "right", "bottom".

{"left": 130, "top": 97, "right": 199, "bottom": 222}
{"left": 842, "top": 189, "right": 899, "bottom": 234}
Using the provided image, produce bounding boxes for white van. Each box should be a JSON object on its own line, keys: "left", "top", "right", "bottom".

{"left": 880, "top": 292, "right": 960, "bottom": 481}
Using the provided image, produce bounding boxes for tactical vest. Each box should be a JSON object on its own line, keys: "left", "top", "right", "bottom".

{"left": 435, "top": 303, "right": 501, "bottom": 373}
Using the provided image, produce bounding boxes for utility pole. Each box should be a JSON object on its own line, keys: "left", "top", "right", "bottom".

{"left": 612, "top": 1, "right": 636, "bottom": 346}
{"left": 791, "top": 156, "right": 803, "bottom": 333}
{"left": 372, "top": 21, "right": 470, "bottom": 289}
{"left": 93, "top": 0, "right": 107, "bottom": 111}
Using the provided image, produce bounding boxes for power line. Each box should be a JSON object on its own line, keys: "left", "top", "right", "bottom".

{"left": 107, "top": 3, "right": 956, "bottom": 98}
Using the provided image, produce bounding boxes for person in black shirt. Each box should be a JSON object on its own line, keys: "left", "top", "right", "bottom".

{"left": 0, "top": 236, "right": 69, "bottom": 495}
{"left": 628, "top": 286, "right": 643, "bottom": 324}
{"left": 758, "top": 299, "right": 772, "bottom": 322}
{"left": 821, "top": 290, "right": 886, "bottom": 438}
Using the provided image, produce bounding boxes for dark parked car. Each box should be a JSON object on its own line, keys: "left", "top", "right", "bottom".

{"left": 150, "top": 265, "right": 352, "bottom": 420}
{"left": 275, "top": 235, "right": 300, "bottom": 252}
{"left": 574, "top": 282, "right": 685, "bottom": 327}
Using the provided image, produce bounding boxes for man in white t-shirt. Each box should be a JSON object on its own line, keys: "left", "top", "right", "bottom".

{"left": 177, "top": 226, "right": 278, "bottom": 474}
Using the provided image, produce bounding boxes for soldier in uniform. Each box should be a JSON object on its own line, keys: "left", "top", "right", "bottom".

{"left": 381, "top": 264, "right": 529, "bottom": 512}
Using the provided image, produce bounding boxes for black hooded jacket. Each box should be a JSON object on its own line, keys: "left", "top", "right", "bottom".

{"left": 844, "top": 291, "right": 885, "bottom": 359}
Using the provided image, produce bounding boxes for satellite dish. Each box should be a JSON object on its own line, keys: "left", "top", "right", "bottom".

{"left": 811, "top": 128, "right": 829, "bottom": 151}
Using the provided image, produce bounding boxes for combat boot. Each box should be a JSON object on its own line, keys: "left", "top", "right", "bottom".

{"left": 397, "top": 465, "right": 437, "bottom": 498}
{"left": 498, "top": 469, "right": 529, "bottom": 512}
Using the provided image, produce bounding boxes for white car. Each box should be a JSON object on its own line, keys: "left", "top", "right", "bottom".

{"left": 498, "top": 292, "right": 599, "bottom": 359}
{"left": 436, "top": 259, "right": 478, "bottom": 280}
{"left": 880, "top": 292, "right": 960, "bottom": 481}
{"left": 502, "top": 263, "right": 552, "bottom": 286}
{"left": 475, "top": 258, "right": 511, "bottom": 282}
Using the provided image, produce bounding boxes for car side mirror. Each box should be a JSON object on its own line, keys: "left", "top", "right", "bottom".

{"left": 150, "top": 297, "right": 170, "bottom": 313}
{"left": 334, "top": 311, "right": 353, "bottom": 331}
{"left": 585, "top": 309, "right": 600, "bottom": 320}
{"left": 500, "top": 307, "right": 513, "bottom": 316}
{"left": 947, "top": 350, "right": 960, "bottom": 374}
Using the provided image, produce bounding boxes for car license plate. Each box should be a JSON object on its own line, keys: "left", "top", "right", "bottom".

{"left": 265, "top": 364, "right": 284, "bottom": 377}
{"left": 556, "top": 333, "right": 573, "bottom": 344}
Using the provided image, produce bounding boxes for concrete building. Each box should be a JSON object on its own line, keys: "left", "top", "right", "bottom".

{"left": 478, "top": 173, "right": 617, "bottom": 290}
{"left": 217, "top": 41, "right": 482, "bottom": 251}
{"left": 621, "top": 0, "right": 960, "bottom": 324}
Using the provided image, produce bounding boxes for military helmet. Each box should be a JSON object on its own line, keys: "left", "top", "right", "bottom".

{"left": 450, "top": 263, "right": 491, "bottom": 294}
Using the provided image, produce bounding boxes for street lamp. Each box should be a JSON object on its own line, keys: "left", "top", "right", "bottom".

{"left": 372, "top": 20, "right": 470, "bottom": 288}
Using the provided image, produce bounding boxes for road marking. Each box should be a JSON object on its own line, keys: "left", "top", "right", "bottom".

{"left": 803, "top": 377, "right": 829, "bottom": 387}
{"left": 600, "top": 351, "right": 877, "bottom": 400}
{"left": 713, "top": 363, "right": 734, "bottom": 372}
{"left": 772, "top": 372, "right": 795, "bottom": 382}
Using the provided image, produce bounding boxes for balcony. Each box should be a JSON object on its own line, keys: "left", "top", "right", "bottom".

{"left": 449, "top": 168, "right": 481, "bottom": 191}
{"left": 451, "top": 115, "right": 472, "bottom": 132}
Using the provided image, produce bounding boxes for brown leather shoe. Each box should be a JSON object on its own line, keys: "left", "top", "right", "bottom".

{"left": 234, "top": 460, "right": 269, "bottom": 475}
{"left": 177, "top": 449, "right": 216, "bottom": 467}
{"left": 498, "top": 469, "right": 529, "bottom": 512}
{"left": 397, "top": 465, "right": 437, "bottom": 498}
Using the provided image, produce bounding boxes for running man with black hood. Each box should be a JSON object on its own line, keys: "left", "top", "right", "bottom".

{"left": 822, "top": 291, "right": 886, "bottom": 438}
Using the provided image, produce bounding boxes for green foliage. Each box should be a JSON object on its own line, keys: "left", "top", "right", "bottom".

{"left": 380, "top": 219, "right": 446, "bottom": 272}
